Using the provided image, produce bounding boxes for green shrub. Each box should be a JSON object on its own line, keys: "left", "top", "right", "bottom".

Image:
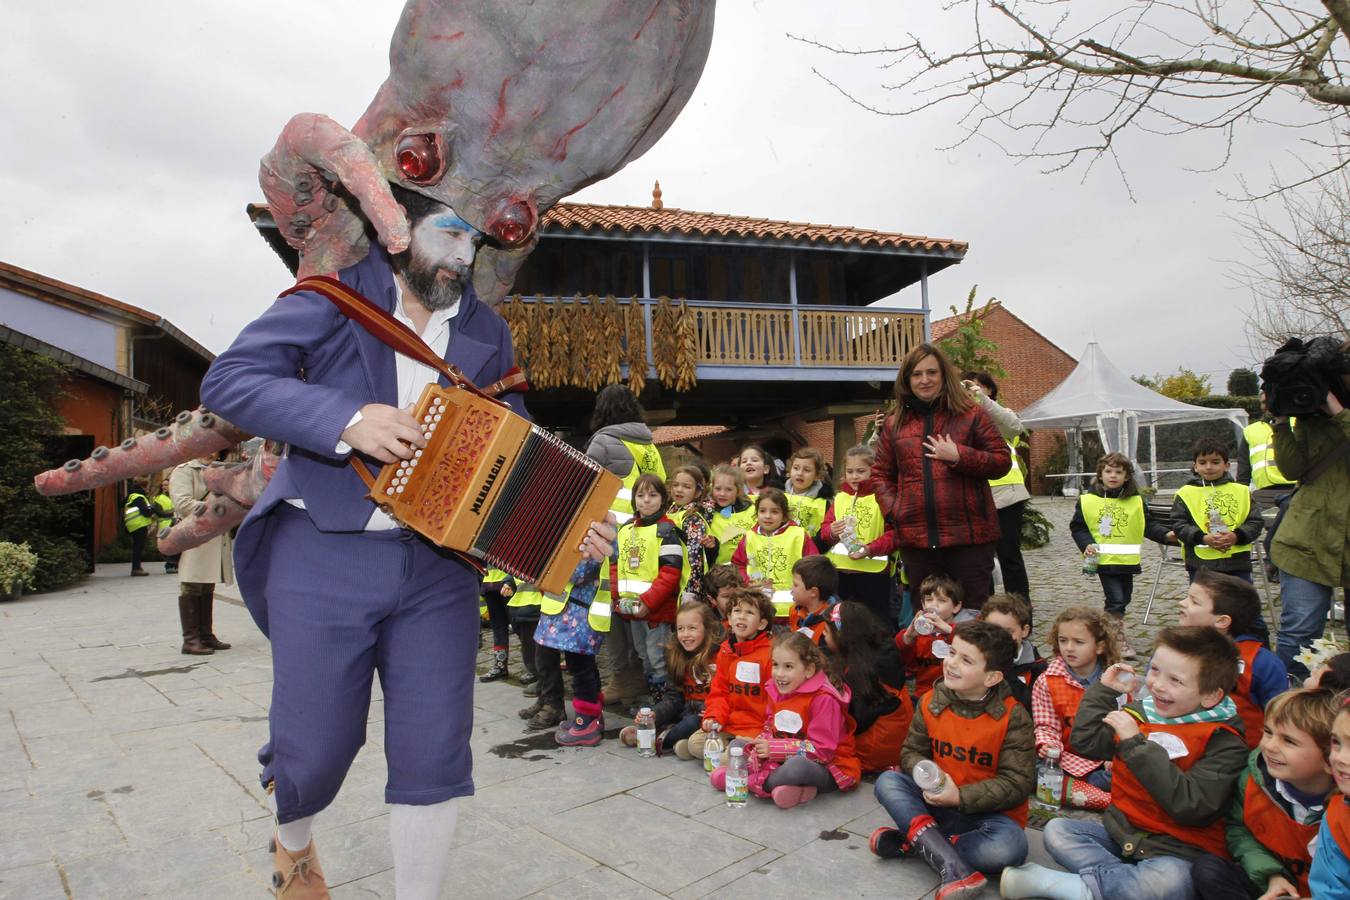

{"left": 26, "top": 534, "right": 88, "bottom": 594}
{"left": 0, "top": 541, "right": 38, "bottom": 593}
{"left": 1021, "top": 506, "right": 1054, "bottom": 550}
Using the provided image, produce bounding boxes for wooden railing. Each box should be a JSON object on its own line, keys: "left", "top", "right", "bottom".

{"left": 505, "top": 296, "right": 926, "bottom": 374}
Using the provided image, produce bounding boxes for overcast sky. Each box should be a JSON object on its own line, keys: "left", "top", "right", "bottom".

{"left": 3, "top": 2, "right": 1332, "bottom": 388}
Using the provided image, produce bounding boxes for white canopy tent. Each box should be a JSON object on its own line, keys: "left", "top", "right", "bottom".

{"left": 1018, "top": 342, "right": 1249, "bottom": 489}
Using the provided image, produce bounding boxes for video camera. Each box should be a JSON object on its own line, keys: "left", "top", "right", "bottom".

{"left": 1260, "top": 336, "right": 1350, "bottom": 417}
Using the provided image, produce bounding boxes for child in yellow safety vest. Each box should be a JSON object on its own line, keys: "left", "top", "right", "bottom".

{"left": 1191, "top": 688, "right": 1338, "bottom": 900}
{"left": 1309, "top": 697, "right": 1350, "bottom": 894}
{"left": 818, "top": 444, "right": 900, "bottom": 634}
{"left": 1069, "top": 452, "right": 1176, "bottom": 656}
{"left": 707, "top": 464, "right": 758, "bottom": 567}
{"left": 609, "top": 473, "right": 686, "bottom": 703}
{"left": 666, "top": 465, "right": 714, "bottom": 601}
{"left": 730, "top": 487, "right": 819, "bottom": 621}
{"left": 1169, "top": 438, "right": 1264, "bottom": 583}
{"left": 783, "top": 447, "right": 833, "bottom": 541}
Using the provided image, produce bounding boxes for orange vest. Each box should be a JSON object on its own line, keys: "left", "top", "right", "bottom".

{"left": 1242, "top": 775, "right": 1319, "bottom": 894}
{"left": 919, "top": 691, "right": 1029, "bottom": 826}
{"left": 1328, "top": 795, "right": 1350, "bottom": 862}
{"left": 1044, "top": 670, "right": 1086, "bottom": 749}
{"left": 788, "top": 604, "right": 832, "bottom": 647}
{"left": 904, "top": 633, "right": 950, "bottom": 697}
{"left": 1110, "top": 718, "right": 1240, "bottom": 857}
{"left": 1232, "top": 640, "right": 1265, "bottom": 750}
{"left": 854, "top": 683, "right": 914, "bottom": 774}
{"left": 768, "top": 682, "right": 862, "bottom": 784}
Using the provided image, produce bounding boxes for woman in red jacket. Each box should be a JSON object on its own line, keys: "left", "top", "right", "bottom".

{"left": 872, "top": 343, "right": 1011, "bottom": 611}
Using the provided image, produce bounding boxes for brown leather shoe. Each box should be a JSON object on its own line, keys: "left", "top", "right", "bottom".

{"left": 197, "top": 594, "right": 231, "bottom": 650}
{"left": 269, "top": 835, "right": 330, "bottom": 899}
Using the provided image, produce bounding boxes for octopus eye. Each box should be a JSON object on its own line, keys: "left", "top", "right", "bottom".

{"left": 486, "top": 197, "right": 536, "bottom": 248}
{"left": 395, "top": 133, "right": 445, "bottom": 185}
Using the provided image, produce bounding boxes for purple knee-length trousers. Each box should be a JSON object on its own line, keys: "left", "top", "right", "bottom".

{"left": 259, "top": 505, "right": 480, "bottom": 823}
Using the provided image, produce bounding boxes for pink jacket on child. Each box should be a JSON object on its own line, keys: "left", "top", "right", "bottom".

{"left": 747, "top": 670, "right": 860, "bottom": 796}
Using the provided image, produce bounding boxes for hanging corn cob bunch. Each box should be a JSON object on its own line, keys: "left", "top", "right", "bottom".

{"left": 499, "top": 297, "right": 530, "bottom": 374}
{"left": 593, "top": 295, "right": 624, "bottom": 389}
{"left": 650, "top": 296, "right": 699, "bottom": 391}
{"left": 624, "top": 297, "right": 646, "bottom": 395}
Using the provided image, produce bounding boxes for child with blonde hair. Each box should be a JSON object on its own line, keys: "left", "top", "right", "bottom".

{"left": 818, "top": 444, "right": 899, "bottom": 633}
{"left": 666, "top": 465, "right": 714, "bottom": 600}
{"left": 1031, "top": 607, "right": 1120, "bottom": 810}
{"left": 707, "top": 464, "right": 757, "bottom": 567}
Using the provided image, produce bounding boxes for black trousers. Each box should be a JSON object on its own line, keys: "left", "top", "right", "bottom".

{"left": 994, "top": 500, "right": 1031, "bottom": 603}
{"left": 1188, "top": 854, "right": 1260, "bottom": 899}
{"left": 484, "top": 588, "right": 510, "bottom": 649}
{"left": 839, "top": 570, "right": 898, "bottom": 635}
{"left": 130, "top": 528, "right": 148, "bottom": 572}
{"left": 535, "top": 645, "right": 600, "bottom": 709}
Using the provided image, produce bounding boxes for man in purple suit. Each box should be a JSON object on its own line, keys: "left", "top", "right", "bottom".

{"left": 202, "top": 185, "right": 606, "bottom": 898}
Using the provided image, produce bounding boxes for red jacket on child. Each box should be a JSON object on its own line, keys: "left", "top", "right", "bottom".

{"left": 702, "top": 630, "right": 774, "bottom": 738}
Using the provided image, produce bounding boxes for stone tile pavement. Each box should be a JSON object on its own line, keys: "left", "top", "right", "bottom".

{"left": 0, "top": 498, "right": 1331, "bottom": 899}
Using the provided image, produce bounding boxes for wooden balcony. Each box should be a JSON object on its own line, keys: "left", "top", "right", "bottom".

{"left": 499, "top": 296, "right": 926, "bottom": 387}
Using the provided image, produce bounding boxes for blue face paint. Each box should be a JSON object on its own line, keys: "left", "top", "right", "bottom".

{"left": 432, "top": 213, "right": 476, "bottom": 235}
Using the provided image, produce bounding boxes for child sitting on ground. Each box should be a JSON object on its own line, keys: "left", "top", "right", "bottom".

{"left": 818, "top": 443, "right": 899, "bottom": 633}
{"left": 1171, "top": 438, "right": 1264, "bottom": 583}
{"left": 824, "top": 601, "right": 914, "bottom": 773}
{"left": 1190, "top": 687, "right": 1338, "bottom": 900}
{"left": 711, "top": 631, "right": 860, "bottom": 808}
{"left": 899, "top": 574, "right": 979, "bottom": 699}
{"left": 871, "top": 621, "right": 1034, "bottom": 899}
{"left": 980, "top": 593, "right": 1046, "bottom": 707}
{"left": 1309, "top": 696, "right": 1350, "bottom": 894}
{"left": 623, "top": 601, "right": 722, "bottom": 758}
{"left": 688, "top": 587, "right": 776, "bottom": 760}
{"left": 1002, "top": 626, "right": 1249, "bottom": 900}
{"left": 787, "top": 556, "right": 839, "bottom": 647}
{"left": 731, "top": 487, "right": 819, "bottom": 621}
{"left": 1031, "top": 607, "right": 1119, "bottom": 810}
{"left": 1178, "top": 569, "right": 1288, "bottom": 749}
{"left": 783, "top": 446, "right": 833, "bottom": 540}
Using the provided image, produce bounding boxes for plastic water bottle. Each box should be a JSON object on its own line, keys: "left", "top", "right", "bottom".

{"left": 912, "top": 759, "right": 948, "bottom": 793}
{"left": 1208, "top": 506, "right": 1230, "bottom": 536}
{"left": 1036, "top": 748, "right": 1064, "bottom": 808}
{"left": 725, "top": 747, "right": 749, "bottom": 807}
{"left": 635, "top": 708, "right": 656, "bottom": 757}
{"left": 913, "top": 614, "right": 936, "bottom": 636}
{"left": 1081, "top": 548, "right": 1099, "bottom": 576}
{"left": 703, "top": 725, "right": 724, "bottom": 773}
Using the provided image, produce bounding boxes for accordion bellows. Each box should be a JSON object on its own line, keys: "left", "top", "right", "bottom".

{"left": 371, "top": 385, "right": 620, "bottom": 595}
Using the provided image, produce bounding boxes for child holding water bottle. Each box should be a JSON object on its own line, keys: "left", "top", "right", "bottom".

{"left": 1170, "top": 439, "right": 1264, "bottom": 583}
{"left": 715, "top": 631, "right": 860, "bottom": 809}
{"left": 871, "top": 621, "right": 1034, "bottom": 898}
{"left": 621, "top": 601, "right": 722, "bottom": 758}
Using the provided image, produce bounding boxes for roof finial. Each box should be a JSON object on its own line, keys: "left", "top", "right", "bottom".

{"left": 651, "top": 179, "right": 663, "bottom": 210}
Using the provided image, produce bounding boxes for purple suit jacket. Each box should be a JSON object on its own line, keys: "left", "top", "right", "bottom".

{"left": 200, "top": 244, "right": 526, "bottom": 632}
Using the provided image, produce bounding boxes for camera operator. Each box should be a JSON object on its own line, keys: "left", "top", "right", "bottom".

{"left": 1269, "top": 382, "right": 1350, "bottom": 678}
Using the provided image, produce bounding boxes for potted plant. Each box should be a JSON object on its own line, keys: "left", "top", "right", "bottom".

{"left": 0, "top": 541, "right": 38, "bottom": 601}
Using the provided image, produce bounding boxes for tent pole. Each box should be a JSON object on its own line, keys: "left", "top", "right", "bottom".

{"left": 1149, "top": 424, "right": 1158, "bottom": 489}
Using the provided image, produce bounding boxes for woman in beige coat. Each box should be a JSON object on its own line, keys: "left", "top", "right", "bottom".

{"left": 169, "top": 457, "right": 234, "bottom": 654}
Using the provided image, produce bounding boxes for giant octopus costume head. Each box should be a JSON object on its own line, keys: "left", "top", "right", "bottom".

{"left": 264, "top": 0, "right": 715, "bottom": 305}
{"left": 35, "top": 0, "right": 716, "bottom": 551}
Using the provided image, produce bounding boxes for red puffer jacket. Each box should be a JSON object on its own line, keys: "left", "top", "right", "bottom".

{"left": 872, "top": 398, "right": 1010, "bottom": 548}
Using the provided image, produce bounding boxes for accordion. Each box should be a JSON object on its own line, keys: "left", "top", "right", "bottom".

{"left": 371, "top": 384, "right": 620, "bottom": 595}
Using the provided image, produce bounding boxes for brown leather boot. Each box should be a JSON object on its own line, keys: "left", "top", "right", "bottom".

{"left": 178, "top": 593, "right": 213, "bottom": 655}
{"left": 196, "top": 590, "right": 231, "bottom": 650}
{"left": 269, "top": 835, "right": 330, "bottom": 899}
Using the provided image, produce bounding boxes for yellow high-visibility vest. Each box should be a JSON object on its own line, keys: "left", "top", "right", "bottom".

{"left": 1244, "top": 421, "right": 1294, "bottom": 489}
{"left": 123, "top": 493, "right": 152, "bottom": 532}
{"left": 709, "top": 504, "right": 758, "bottom": 566}
{"left": 989, "top": 435, "right": 1025, "bottom": 487}
{"left": 786, "top": 493, "right": 828, "bottom": 538}
{"left": 1177, "top": 483, "right": 1253, "bottom": 561}
{"left": 1079, "top": 494, "right": 1145, "bottom": 566}
{"left": 614, "top": 519, "right": 690, "bottom": 605}
{"left": 826, "top": 492, "right": 891, "bottom": 574}
{"left": 742, "top": 525, "right": 808, "bottom": 619}
{"left": 610, "top": 439, "right": 666, "bottom": 525}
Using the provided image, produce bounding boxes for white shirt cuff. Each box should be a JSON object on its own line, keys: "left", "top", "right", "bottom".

{"left": 335, "top": 409, "right": 363, "bottom": 454}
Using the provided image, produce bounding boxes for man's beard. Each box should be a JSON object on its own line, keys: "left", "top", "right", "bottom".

{"left": 393, "top": 249, "right": 470, "bottom": 311}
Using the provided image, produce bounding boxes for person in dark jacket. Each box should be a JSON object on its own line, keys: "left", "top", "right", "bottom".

{"left": 1169, "top": 438, "right": 1264, "bottom": 582}
{"left": 872, "top": 343, "right": 1011, "bottom": 611}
